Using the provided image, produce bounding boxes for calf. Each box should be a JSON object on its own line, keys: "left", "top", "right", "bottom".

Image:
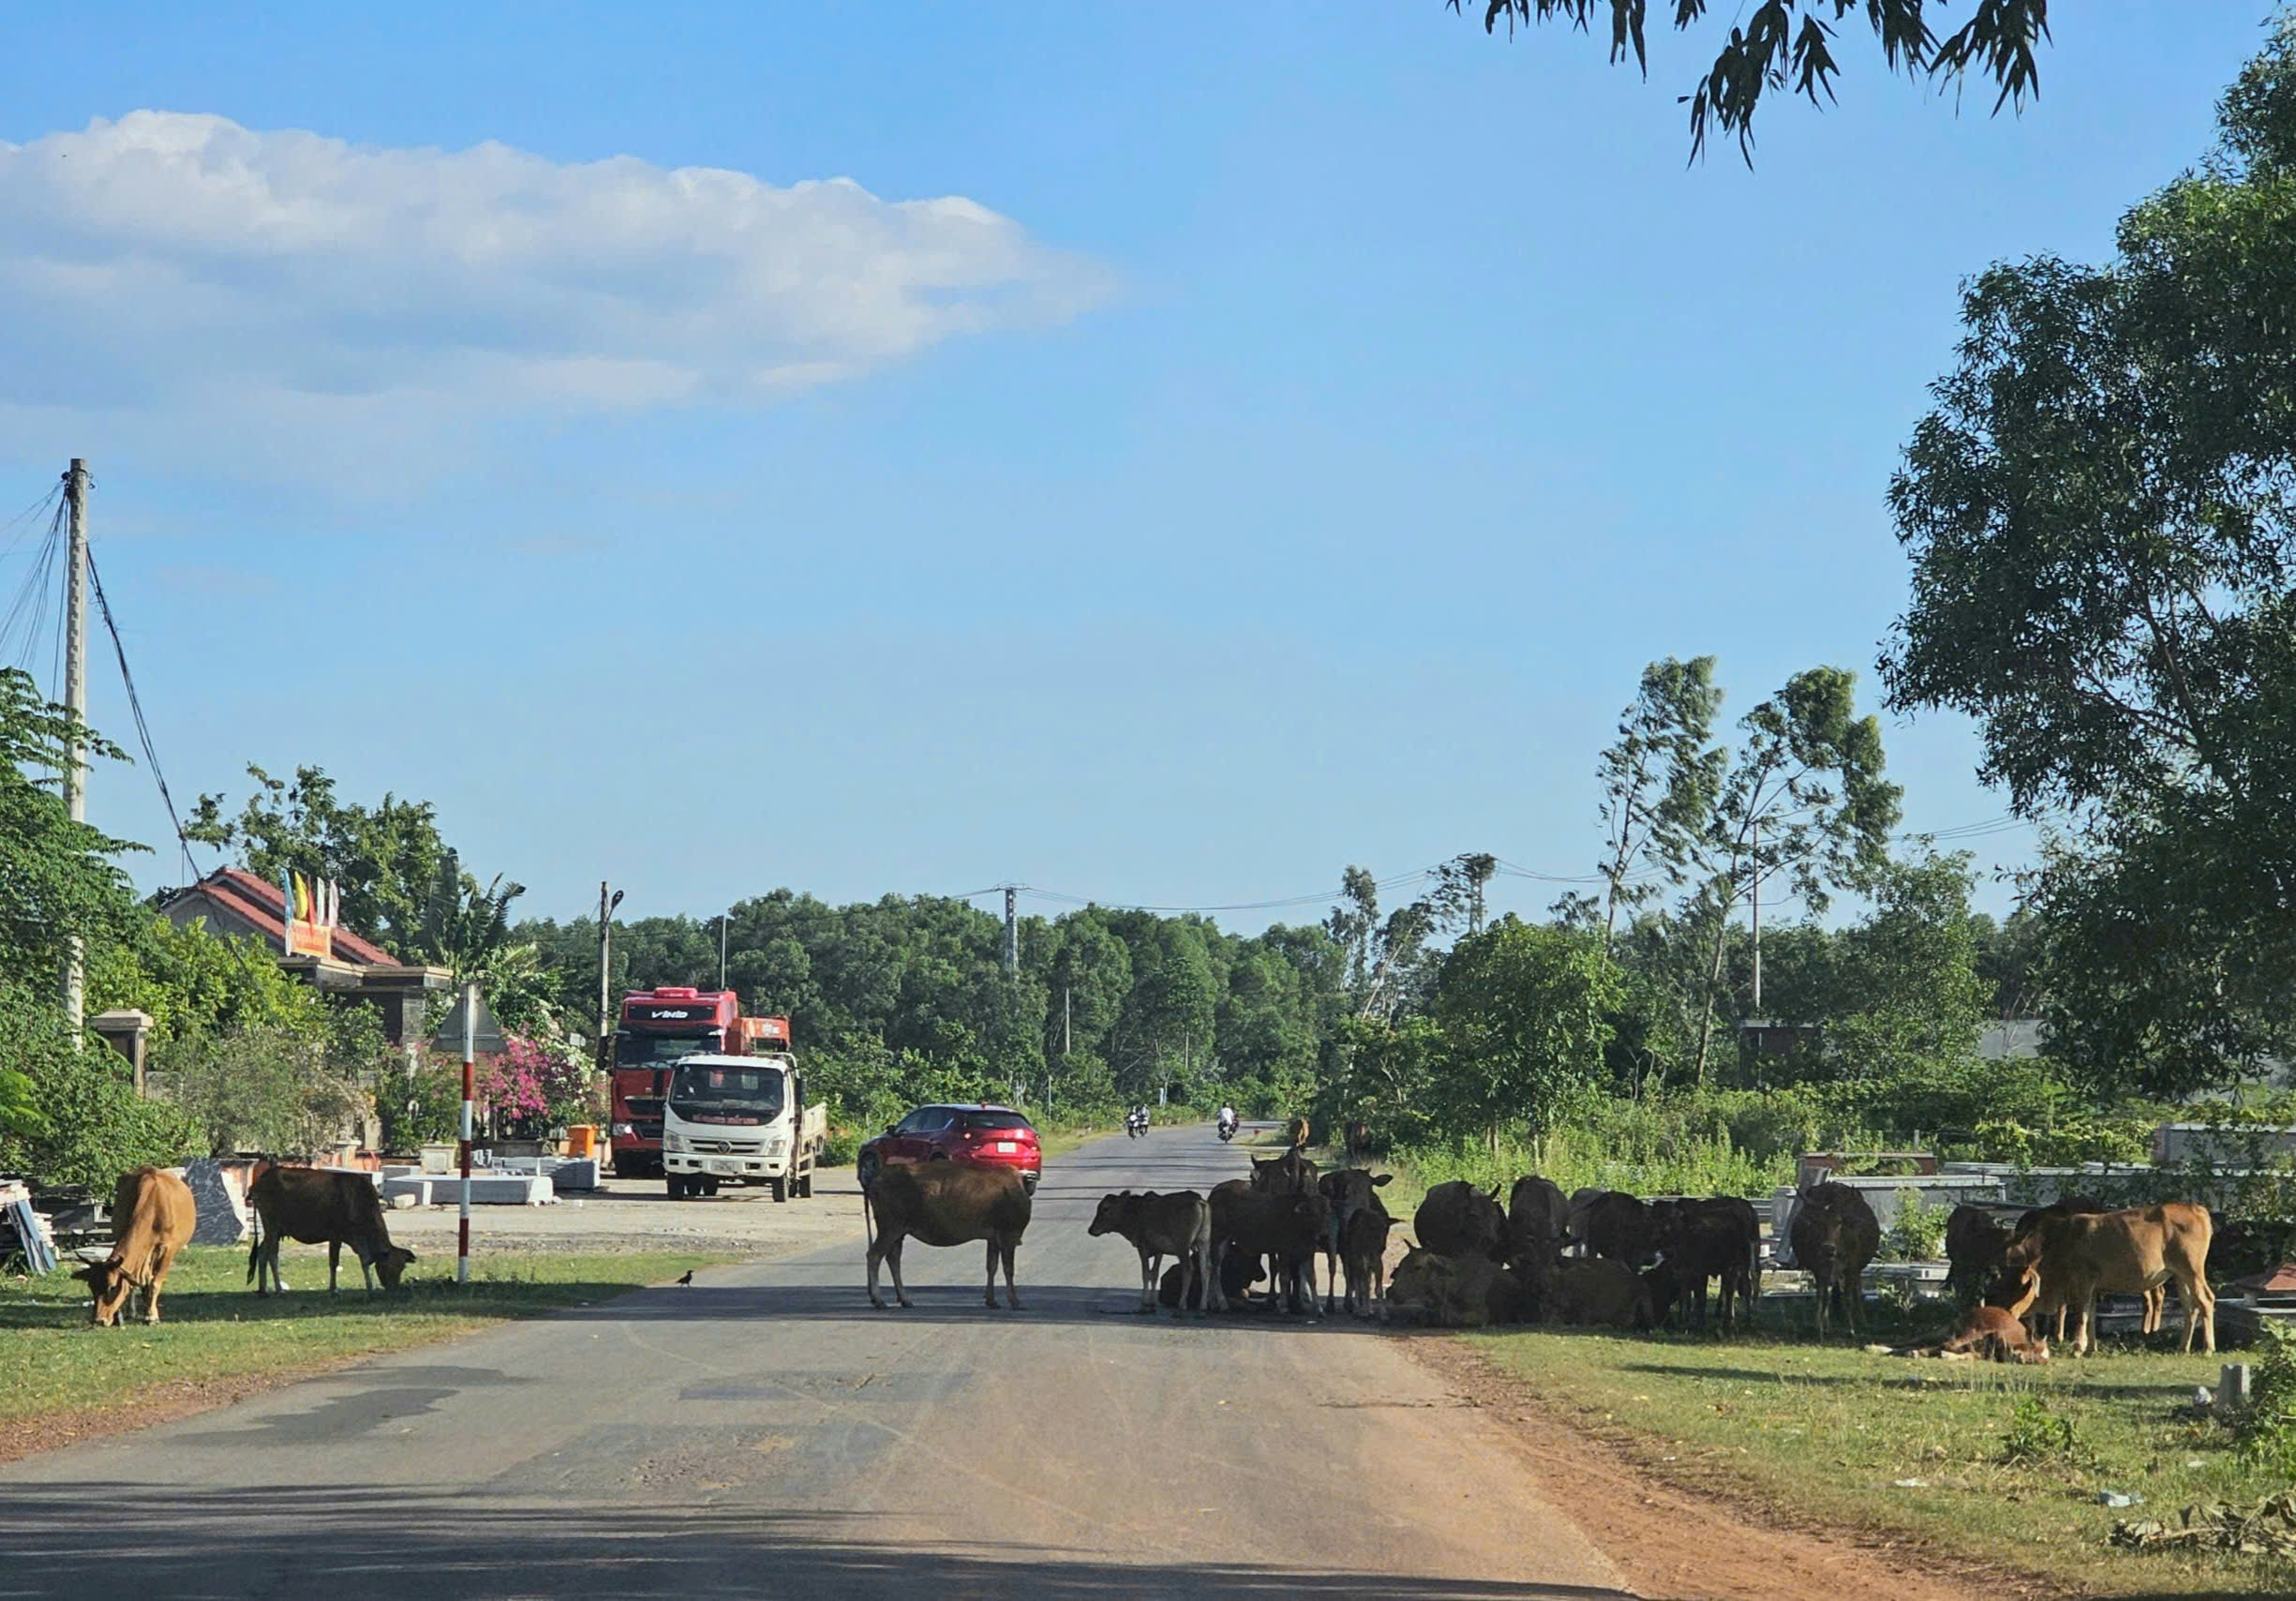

{"left": 1315, "top": 1167, "right": 1394, "bottom": 1311}
{"left": 76, "top": 1166, "right": 196, "bottom": 1327}
{"left": 1997, "top": 1202, "right": 2214, "bottom": 1355}
{"left": 1090, "top": 1190, "right": 1219, "bottom": 1316}
{"left": 1212, "top": 1179, "right": 1327, "bottom": 1317}
{"left": 1788, "top": 1182, "right": 1879, "bottom": 1339}
{"left": 1339, "top": 1203, "right": 1397, "bottom": 1318}
{"left": 1943, "top": 1204, "right": 2010, "bottom": 1309}
{"left": 1413, "top": 1180, "right": 1507, "bottom": 1261}
{"left": 1885, "top": 1304, "right": 2050, "bottom": 1364}
{"left": 863, "top": 1161, "right": 1032, "bottom": 1310}
{"left": 247, "top": 1165, "right": 416, "bottom": 1294}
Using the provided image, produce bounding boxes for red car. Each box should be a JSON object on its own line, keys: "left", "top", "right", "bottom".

{"left": 856, "top": 1103, "right": 1041, "bottom": 1194}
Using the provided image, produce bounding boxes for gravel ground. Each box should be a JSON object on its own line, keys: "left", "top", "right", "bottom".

{"left": 381, "top": 1167, "right": 869, "bottom": 1260}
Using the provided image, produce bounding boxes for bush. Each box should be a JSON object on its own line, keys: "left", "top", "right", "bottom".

{"left": 0, "top": 982, "right": 196, "bottom": 1189}
{"left": 2002, "top": 1393, "right": 2089, "bottom": 1467}
{"left": 1885, "top": 1188, "right": 1948, "bottom": 1261}
{"left": 378, "top": 1057, "right": 465, "bottom": 1152}
{"left": 2238, "top": 1321, "right": 2296, "bottom": 1479}
{"left": 150, "top": 1020, "right": 371, "bottom": 1158}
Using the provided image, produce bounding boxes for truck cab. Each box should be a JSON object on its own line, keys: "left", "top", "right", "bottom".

{"left": 659, "top": 1051, "right": 827, "bottom": 1203}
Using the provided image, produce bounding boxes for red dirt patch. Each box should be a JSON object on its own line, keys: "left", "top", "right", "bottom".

{"left": 1408, "top": 1334, "right": 2062, "bottom": 1601}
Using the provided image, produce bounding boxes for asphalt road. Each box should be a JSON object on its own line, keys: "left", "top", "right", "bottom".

{"left": 0, "top": 1127, "right": 1629, "bottom": 1601}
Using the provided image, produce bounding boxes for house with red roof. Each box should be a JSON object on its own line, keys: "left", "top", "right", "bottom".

{"left": 158, "top": 866, "right": 454, "bottom": 1048}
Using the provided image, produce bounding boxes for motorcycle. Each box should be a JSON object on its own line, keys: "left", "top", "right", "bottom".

{"left": 1216, "top": 1117, "right": 1237, "bottom": 1144}
{"left": 1126, "top": 1109, "right": 1148, "bottom": 1139}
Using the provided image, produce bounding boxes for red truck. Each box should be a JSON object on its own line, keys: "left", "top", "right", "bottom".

{"left": 606, "top": 986, "right": 791, "bottom": 1178}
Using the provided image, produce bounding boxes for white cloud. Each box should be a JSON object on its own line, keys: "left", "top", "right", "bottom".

{"left": 0, "top": 112, "right": 1110, "bottom": 484}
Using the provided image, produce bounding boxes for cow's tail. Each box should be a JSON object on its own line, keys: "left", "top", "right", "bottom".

{"left": 862, "top": 1183, "right": 875, "bottom": 1254}
{"left": 245, "top": 1207, "right": 262, "bottom": 1285}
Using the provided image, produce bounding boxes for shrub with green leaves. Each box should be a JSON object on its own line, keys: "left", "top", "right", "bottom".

{"left": 0, "top": 983, "right": 196, "bottom": 1190}
{"left": 2239, "top": 1320, "right": 2296, "bottom": 1479}
{"left": 2001, "top": 1392, "right": 2088, "bottom": 1467}
{"left": 1885, "top": 1189, "right": 1948, "bottom": 1261}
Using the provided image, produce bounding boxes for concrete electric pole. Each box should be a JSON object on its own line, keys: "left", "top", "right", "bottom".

{"left": 60, "top": 460, "right": 89, "bottom": 1044}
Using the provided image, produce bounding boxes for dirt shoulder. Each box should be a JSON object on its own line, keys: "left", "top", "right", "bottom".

{"left": 382, "top": 1169, "right": 869, "bottom": 1257}
{"left": 1406, "top": 1335, "right": 2046, "bottom": 1601}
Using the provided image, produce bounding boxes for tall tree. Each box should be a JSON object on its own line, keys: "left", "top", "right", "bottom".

{"left": 0, "top": 667, "right": 142, "bottom": 983}
{"left": 1883, "top": 16, "right": 2296, "bottom": 1095}
{"left": 1429, "top": 918, "right": 1620, "bottom": 1157}
{"left": 1682, "top": 666, "right": 1901, "bottom": 1085}
{"left": 1451, "top": 0, "right": 2051, "bottom": 160}
{"left": 1590, "top": 656, "right": 1725, "bottom": 957}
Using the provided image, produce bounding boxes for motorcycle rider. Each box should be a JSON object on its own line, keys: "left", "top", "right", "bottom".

{"left": 1216, "top": 1103, "right": 1237, "bottom": 1139}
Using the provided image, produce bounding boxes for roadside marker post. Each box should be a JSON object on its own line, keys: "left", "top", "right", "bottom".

{"left": 459, "top": 981, "right": 475, "bottom": 1285}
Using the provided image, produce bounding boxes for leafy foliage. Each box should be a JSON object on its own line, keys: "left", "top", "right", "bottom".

{"left": 154, "top": 1018, "right": 375, "bottom": 1159}
{"left": 1450, "top": 0, "right": 2051, "bottom": 161}
{"left": 0, "top": 667, "right": 142, "bottom": 981}
{"left": 0, "top": 982, "right": 195, "bottom": 1190}
{"left": 1429, "top": 918, "right": 1619, "bottom": 1153}
{"left": 2001, "top": 1392, "right": 2090, "bottom": 1468}
{"left": 2239, "top": 1321, "right": 2296, "bottom": 1479}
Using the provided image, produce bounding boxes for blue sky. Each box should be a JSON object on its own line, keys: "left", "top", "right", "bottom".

{"left": 0, "top": 3, "right": 2275, "bottom": 935}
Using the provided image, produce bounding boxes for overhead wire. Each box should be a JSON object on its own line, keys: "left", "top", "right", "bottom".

{"left": 86, "top": 546, "right": 201, "bottom": 882}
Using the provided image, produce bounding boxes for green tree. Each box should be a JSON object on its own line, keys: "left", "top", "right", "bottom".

{"left": 1589, "top": 656, "right": 1725, "bottom": 956}
{"left": 0, "top": 981, "right": 194, "bottom": 1189}
{"left": 1823, "top": 851, "right": 1990, "bottom": 1083}
{"left": 1682, "top": 666, "right": 1901, "bottom": 1084}
{"left": 1429, "top": 917, "right": 1621, "bottom": 1156}
{"left": 1882, "top": 16, "right": 2296, "bottom": 1096}
{"left": 0, "top": 667, "right": 142, "bottom": 983}
{"left": 1451, "top": 0, "right": 2050, "bottom": 160}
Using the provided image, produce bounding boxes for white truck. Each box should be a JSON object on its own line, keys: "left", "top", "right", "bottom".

{"left": 659, "top": 1051, "right": 826, "bottom": 1203}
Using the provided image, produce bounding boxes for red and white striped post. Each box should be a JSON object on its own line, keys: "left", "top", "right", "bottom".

{"left": 457, "top": 981, "right": 476, "bottom": 1284}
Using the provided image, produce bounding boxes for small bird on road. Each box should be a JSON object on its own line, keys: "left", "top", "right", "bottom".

{"left": 676, "top": 1270, "right": 694, "bottom": 1286}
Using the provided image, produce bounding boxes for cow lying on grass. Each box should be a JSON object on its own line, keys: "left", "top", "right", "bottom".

{"left": 1090, "top": 1190, "right": 1219, "bottom": 1316}
{"left": 864, "top": 1162, "right": 1032, "bottom": 1310}
{"left": 1388, "top": 1247, "right": 1529, "bottom": 1327}
{"left": 77, "top": 1166, "right": 196, "bottom": 1327}
{"left": 1871, "top": 1304, "right": 2050, "bottom": 1364}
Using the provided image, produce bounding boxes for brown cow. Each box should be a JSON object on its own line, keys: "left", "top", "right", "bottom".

{"left": 1522, "top": 1254, "right": 1653, "bottom": 1330}
{"left": 1315, "top": 1167, "right": 1394, "bottom": 1311}
{"left": 1339, "top": 1204, "right": 1397, "bottom": 1317}
{"left": 1090, "top": 1190, "right": 1218, "bottom": 1316}
{"left": 1284, "top": 1116, "right": 1310, "bottom": 1150}
{"left": 1884, "top": 1303, "right": 2050, "bottom": 1364}
{"left": 76, "top": 1166, "right": 196, "bottom": 1327}
{"left": 247, "top": 1166, "right": 415, "bottom": 1294}
{"left": 1389, "top": 1247, "right": 1529, "bottom": 1327}
{"left": 1990, "top": 1195, "right": 2164, "bottom": 1340}
{"left": 1413, "top": 1180, "right": 1507, "bottom": 1261}
{"left": 1789, "top": 1183, "right": 1879, "bottom": 1339}
{"left": 1343, "top": 1119, "right": 1372, "bottom": 1162}
{"left": 1997, "top": 1202, "right": 2214, "bottom": 1355}
{"left": 864, "top": 1161, "right": 1030, "bottom": 1309}
{"left": 1212, "top": 1178, "right": 1326, "bottom": 1317}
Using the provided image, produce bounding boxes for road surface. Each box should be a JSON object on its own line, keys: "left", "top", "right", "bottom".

{"left": 0, "top": 1127, "right": 1630, "bottom": 1600}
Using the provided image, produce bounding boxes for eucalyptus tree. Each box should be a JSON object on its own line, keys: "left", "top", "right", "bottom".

{"left": 1589, "top": 656, "right": 1725, "bottom": 958}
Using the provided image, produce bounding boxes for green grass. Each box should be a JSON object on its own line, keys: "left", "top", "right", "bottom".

{"left": 1, "top": 1245, "right": 725, "bottom": 1436}
{"left": 1468, "top": 1312, "right": 2292, "bottom": 1596}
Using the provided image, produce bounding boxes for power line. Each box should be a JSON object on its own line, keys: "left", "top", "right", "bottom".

{"left": 85, "top": 547, "right": 201, "bottom": 882}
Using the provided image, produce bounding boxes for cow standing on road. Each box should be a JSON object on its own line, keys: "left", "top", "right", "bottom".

{"left": 77, "top": 1166, "right": 196, "bottom": 1326}
{"left": 247, "top": 1165, "right": 416, "bottom": 1294}
{"left": 864, "top": 1162, "right": 1032, "bottom": 1310}
{"left": 1090, "top": 1190, "right": 1220, "bottom": 1316}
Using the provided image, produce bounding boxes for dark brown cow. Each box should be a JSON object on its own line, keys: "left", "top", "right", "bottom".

{"left": 1412, "top": 1180, "right": 1506, "bottom": 1261}
{"left": 1943, "top": 1204, "right": 2010, "bottom": 1308}
{"left": 1505, "top": 1175, "right": 1570, "bottom": 1271}
{"left": 1521, "top": 1254, "right": 1652, "bottom": 1330}
{"left": 1997, "top": 1202, "right": 2214, "bottom": 1355}
{"left": 1315, "top": 1168, "right": 1394, "bottom": 1311}
{"left": 1788, "top": 1183, "right": 1879, "bottom": 1339}
{"left": 863, "top": 1161, "right": 1031, "bottom": 1309}
{"left": 1090, "top": 1190, "right": 1217, "bottom": 1316}
{"left": 1342, "top": 1120, "right": 1372, "bottom": 1162}
{"left": 1389, "top": 1247, "right": 1529, "bottom": 1327}
{"left": 247, "top": 1165, "right": 416, "bottom": 1294}
{"left": 1249, "top": 1147, "right": 1319, "bottom": 1196}
{"left": 76, "top": 1166, "right": 196, "bottom": 1327}
{"left": 1212, "top": 1178, "right": 1327, "bottom": 1317}
{"left": 1653, "top": 1196, "right": 1759, "bottom": 1330}
{"left": 1581, "top": 1190, "right": 1663, "bottom": 1268}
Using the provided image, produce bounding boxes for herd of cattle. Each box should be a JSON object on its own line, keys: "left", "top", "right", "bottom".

{"left": 68, "top": 1162, "right": 417, "bottom": 1326}
{"left": 862, "top": 1139, "right": 2225, "bottom": 1363}
{"left": 70, "top": 1140, "right": 2222, "bottom": 1368}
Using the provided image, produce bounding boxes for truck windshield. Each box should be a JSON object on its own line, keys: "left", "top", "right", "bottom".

{"left": 668, "top": 1063, "right": 786, "bottom": 1120}
{"left": 618, "top": 1032, "right": 719, "bottom": 1066}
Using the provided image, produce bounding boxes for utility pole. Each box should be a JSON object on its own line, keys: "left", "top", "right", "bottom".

{"left": 596, "top": 882, "right": 623, "bottom": 1070}
{"left": 1063, "top": 986, "right": 1071, "bottom": 1056}
{"left": 1003, "top": 886, "right": 1018, "bottom": 979}
{"left": 458, "top": 980, "right": 476, "bottom": 1285}
{"left": 1750, "top": 821, "right": 1763, "bottom": 1016}
{"left": 60, "top": 460, "right": 89, "bottom": 1044}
